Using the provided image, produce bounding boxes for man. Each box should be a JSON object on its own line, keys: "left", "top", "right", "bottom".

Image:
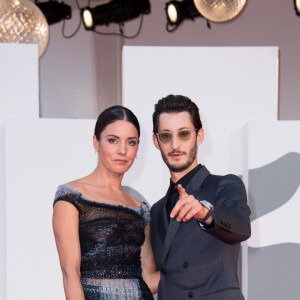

{"left": 150, "top": 94, "right": 251, "bottom": 300}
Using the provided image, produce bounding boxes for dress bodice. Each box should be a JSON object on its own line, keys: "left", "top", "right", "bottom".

{"left": 54, "top": 184, "right": 151, "bottom": 280}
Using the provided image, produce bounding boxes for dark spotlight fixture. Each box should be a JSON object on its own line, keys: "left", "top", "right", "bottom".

{"left": 82, "top": 0, "right": 151, "bottom": 31}
{"left": 294, "top": 0, "right": 300, "bottom": 16}
{"left": 165, "top": 0, "right": 203, "bottom": 32}
{"left": 35, "top": 0, "right": 72, "bottom": 25}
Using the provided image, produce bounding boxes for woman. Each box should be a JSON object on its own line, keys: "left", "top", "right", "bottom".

{"left": 53, "top": 106, "right": 159, "bottom": 300}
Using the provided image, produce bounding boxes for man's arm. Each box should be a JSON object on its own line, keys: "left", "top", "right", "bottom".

{"left": 203, "top": 174, "right": 251, "bottom": 243}
{"left": 171, "top": 174, "right": 251, "bottom": 244}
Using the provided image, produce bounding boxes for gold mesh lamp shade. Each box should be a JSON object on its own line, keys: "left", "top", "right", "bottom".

{"left": 193, "top": 0, "right": 247, "bottom": 22}
{"left": 0, "top": 0, "right": 49, "bottom": 57}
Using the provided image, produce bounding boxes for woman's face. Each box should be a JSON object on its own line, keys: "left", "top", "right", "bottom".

{"left": 94, "top": 120, "right": 139, "bottom": 175}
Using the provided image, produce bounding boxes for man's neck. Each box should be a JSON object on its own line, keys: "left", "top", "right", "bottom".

{"left": 170, "top": 161, "right": 199, "bottom": 183}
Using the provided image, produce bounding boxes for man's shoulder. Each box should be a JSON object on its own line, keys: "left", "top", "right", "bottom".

{"left": 201, "top": 173, "right": 244, "bottom": 190}
{"left": 205, "top": 172, "right": 243, "bottom": 183}
{"left": 151, "top": 196, "right": 165, "bottom": 211}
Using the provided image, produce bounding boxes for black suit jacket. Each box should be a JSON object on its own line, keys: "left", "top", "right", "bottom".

{"left": 150, "top": 166, "right": 251, "bottom": 300}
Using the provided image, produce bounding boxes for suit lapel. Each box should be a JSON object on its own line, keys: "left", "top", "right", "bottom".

{"left": 161, "top": 217, "right": 181, "bottom": 265}
{"left": 157, "top": 187, "right": 170, "bottom": 244}
{"left": 185, "top": 166, "right": 210, "bottom": 194}
{"left": 160, "top": 166, "right": 210, "bottom": 267}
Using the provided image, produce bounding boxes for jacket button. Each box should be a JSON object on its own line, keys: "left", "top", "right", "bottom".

{"left": 188, "top": 291, "right": 194, "bottom": 298}
{"left": 161, "top": 268, "right": 167, "bottom": 275}
{"left": 183, "top": 261, "right": 189, "bottom": 268}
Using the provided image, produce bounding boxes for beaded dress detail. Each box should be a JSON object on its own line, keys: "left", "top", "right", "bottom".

{"left": 54, "top": 184, "right": 153, "bottom": 300}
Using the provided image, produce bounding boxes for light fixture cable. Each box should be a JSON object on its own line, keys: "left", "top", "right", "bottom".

{"left": 62, "top": 0, "right": 82, "bottom": 38}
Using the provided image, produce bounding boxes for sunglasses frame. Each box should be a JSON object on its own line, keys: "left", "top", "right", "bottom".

{"left": 156, "top": 128, "right": 198, "bottom": 144}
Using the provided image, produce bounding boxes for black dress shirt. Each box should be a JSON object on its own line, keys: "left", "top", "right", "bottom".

{"left": 166, "top": 164, "right": 202, "bottom": 222}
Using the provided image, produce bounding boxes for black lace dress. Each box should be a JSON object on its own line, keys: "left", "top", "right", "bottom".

{"left": 54, "top": 184, "right": 154, "bottom": 300}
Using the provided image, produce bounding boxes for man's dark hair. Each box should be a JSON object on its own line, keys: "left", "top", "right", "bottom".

{"left": 152, "top": 94, "right": 202, "bottom": 133}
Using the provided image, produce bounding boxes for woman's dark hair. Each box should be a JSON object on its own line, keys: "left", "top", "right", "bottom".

{"left": 152, "top": 94, "right": 202, "bottom": 133}
{"left": 94, "top": 105, "right": 140, "bottom": 140}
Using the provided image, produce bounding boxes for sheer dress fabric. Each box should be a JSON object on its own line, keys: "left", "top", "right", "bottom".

{"left": 54, "top": 184, "right": 153, "bottom": 300}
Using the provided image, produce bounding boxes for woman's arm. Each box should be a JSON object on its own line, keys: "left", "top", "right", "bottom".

{"left": 53, "top": 201, "right": 85, "bottom": 300}
{"left": 141, "top": 224, "right": 160, "bottom": 295}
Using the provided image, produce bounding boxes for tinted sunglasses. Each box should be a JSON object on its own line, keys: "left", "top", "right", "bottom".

{"left": 156, "top": 129, "right": 197, "bottom": 144}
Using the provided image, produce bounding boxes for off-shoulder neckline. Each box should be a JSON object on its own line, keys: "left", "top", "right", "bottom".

{"left": 58, "top": 183, "right": 146, "bottom": 210}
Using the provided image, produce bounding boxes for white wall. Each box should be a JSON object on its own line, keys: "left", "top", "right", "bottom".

{"left": 246, "top": 121, "right": 300, "bottom": 299}
{"left": 0, "top": 43, "right": 39, "bottom": 300}
{"left": 248, "top": 121, "right": 300, "bottom": 247}
{"left": 0, "top": 123, "right": 6, "bottom": 300}
{"left": 4, "top": 118, "right": 96, "bottom": 300}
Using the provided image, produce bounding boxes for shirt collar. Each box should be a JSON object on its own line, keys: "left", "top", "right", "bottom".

{"left": 169, "top": 164, "right": 202, "bottom": 191}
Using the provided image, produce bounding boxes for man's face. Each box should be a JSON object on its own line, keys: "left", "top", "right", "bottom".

{"left": 153, "top": 112, "right": 204, "bottom": 174}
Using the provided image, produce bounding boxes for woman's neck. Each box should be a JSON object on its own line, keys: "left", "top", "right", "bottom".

{"left": 87, "top": 166, "right": 124, "bottom": 191}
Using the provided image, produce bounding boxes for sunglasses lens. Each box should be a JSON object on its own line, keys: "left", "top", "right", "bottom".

{"left": 178, "top": 130, "right": 192, "bottom": 141}
{"left": 158, "top": 132, "right": 172, "bottom": 143}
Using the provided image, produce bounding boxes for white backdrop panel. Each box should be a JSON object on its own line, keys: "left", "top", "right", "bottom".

{"left": 246, "top": 121, "right": 300, "bottom": 299}
{"left": 4, "top": 119, "right": 96, "bottom": 300}
{"left": 248, "top": 121, "right": 300, "bottom": 170}
{"left": 0, "top": 123, "right": 6, "bottom": 300}
{"left": 122, "top": 46, "right": 278, "bottom": 205}
{"left": 0, "top": 43, "right": 39, "bottom": 300}
{"left": 0, "top": 43, "right": 39, "bottom": 119}
{"left": 247, "top": 121, "right": 300, "bottom": 247}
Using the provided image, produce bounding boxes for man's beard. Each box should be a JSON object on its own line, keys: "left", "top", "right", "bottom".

{"left": 160, "top": 142, "right": 197, "bottom": 173}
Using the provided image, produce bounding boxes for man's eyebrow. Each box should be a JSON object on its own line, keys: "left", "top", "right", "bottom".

{"left": 159, "top": 127, "right": 190, "bottom": 132}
